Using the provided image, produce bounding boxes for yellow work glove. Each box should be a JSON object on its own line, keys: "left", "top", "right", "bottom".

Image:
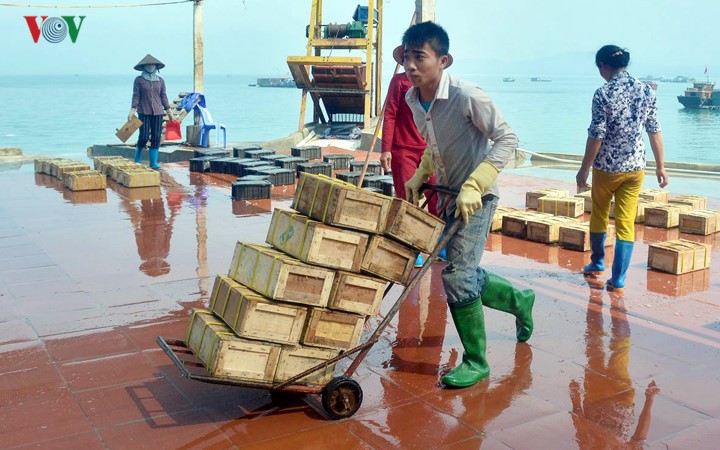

{"left": 404, "top": 147, "right": 435, "bottom": 204}
{"left": 454, "top": 160, "right": 499, "bottom": 224}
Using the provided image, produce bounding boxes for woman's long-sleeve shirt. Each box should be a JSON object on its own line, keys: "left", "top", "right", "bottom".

{"left": 131, "top": 76, "right": 170, "bottom": 116}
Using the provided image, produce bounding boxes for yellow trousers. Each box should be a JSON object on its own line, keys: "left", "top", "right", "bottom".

{"left": 589, "top": 169, "right": 644, "bottom": 241}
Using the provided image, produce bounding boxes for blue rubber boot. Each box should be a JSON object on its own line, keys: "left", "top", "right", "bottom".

{"left": 134, "top": 146, "right": 143, "bottom": 163}
{"left": 149, "top": 148, "right": 161, "bottom": 170}
{"left": 607, "top": 240, "right": 634, "bottom": 292}
{"left": 415, "top": 253, "right": 424, "bottom": 268}
{"left": 438, "top": 248, "right": 447, "bottom": 261}
{"left": 583, "top": 232, "right": 606, "bottom": 275}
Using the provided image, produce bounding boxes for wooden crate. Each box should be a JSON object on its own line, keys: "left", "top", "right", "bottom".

{"left": 93, "top": 156, "right": 126, "bottom": 173}
{"left": 538, "top": 196, "right": 584, "bottom": 218}
{"left": 361, "top": 235, "right": 417, "bottom": 285}
{"left": 328, "top": 271, "right": 386, "bottom": 316}
{"left": 108, "top": 161, "right": 145, "bottom": 179}
{"left": 648, "top": 239, "right": 711, "bottom": 274}
{"left": 186, "top": 309, "right": 281, "bottom": 382}
{"left": 679, "top": 210, "right": 720, "bottom": 235}
{"left": 645, "top": 204, "right": 693, "bottom": 228}
{"left": 639, "top": 188, "right": 669, "bottom": 203}
{"left": 525, "top": 188, "right": 569, "bottom": 209}
{"left": 501, "top": 211, "right": 553, "bottom": 239}
{"left": 558, "top": 223, "right": 616, "bottom": 252}
{"left": 491, "top": 206, "right": 522, "bottom": 232}
{"left": 383, "top": 198, "right": 445, "bottom": 253}
{"left": 274, "top": 345, "right": 339, "bottom": 385}
{"left": 115, "top": 168, "right": 161, "bottom": 187}
{"left": 302, "top": 308, "right": 365, "bottom": 350}
{"left": 266, "top": 209, "right": 369, "bottom": 272}
{"left": 574, "top": 191, "right": 593, "bottom": 213}
{"left": 115, "top": 116, "right": 143, "bottom": 143}
{"left": 35, "top": 158, "right": 64, "bottom": 174}
{"left": 293, "top": 172, "right": 391, "bottom": 234}
{"left": 634, "top": 200, "right": 666, "bottom": 224}
{"left": 51, "top": 161, "right": 90, "bottom": 179}
{"left": 63, "top": 170, "right": 107, "bottom": 191}
{"left": 526, "top": 216, "right": 580, "bottom": 244}
{"left": 228, "top": 242, "right": 335, "bottom": 307}
{"left": 669, "top": 195, "right": 707, "bottom": 210}
{"left": 209, "top": 276, "right": 307, "bottom": 345}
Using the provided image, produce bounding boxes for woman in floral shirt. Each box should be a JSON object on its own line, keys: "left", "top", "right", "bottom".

{"left": 576, "top": 45, "right": 669, "bottom": 292}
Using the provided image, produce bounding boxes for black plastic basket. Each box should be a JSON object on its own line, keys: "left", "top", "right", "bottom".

{"left": 297, "top": 162, "right": 332, "bottom": 177}
{"left": 256, "top": 167, "right": 296, "bottom": 186}
{"left": 362, "top": 186, "right": 383, "bottom": 194}
{"left": 276, "top": 157, "right": 309, "bottom": 171}
{"left": 381, "top": 178, "right": 396, "bottom": 197}
{"left": 189, "top": 156, "right": 220, "bottom": 173}
{"left": 194, "top": 148, "right": 230, "bottom": 158}
{"left": 336, "top": 171, "right": 362, "bottom": 185}
{"left": 291, "top": 146, "right": 322, "bottom": 160}
{"left": 246, "top": 164, "right": 278, "bottom": 176}
{"left": 210, "top": 157, "right": 239, "bottom": 174}
{"left": 238, "top": 160, "right": 273, "bottom": 177}
{"left": 244, "top": 149, "right": 276, "bottom": 160}
{"left": 323, "top": 154, "right": 355, "bottom": 170}
{"left": 225, "top": 158, "right": 257, "bottom": 177}
{"left": 261, "top": 154, "right": 293, "bottom": 164}
{"left": 362, "top": 175, "right": 393, "bottom": 190}
{"left": 232, "top": 145, "right": 262, "bottom": 158}
{"left": 231, "top": 179, "right": 272, "bottom": 200}
{"left": 350, "top": 160, "right": 382, "bottom": 176}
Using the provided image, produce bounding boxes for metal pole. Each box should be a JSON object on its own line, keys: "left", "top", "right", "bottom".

{"left": 415, "top": 0, "right": 435, "bottom": 22}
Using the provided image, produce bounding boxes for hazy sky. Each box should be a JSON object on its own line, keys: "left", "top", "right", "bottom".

{"left": 1, "top": 0, "right": 718, "bottom": 78}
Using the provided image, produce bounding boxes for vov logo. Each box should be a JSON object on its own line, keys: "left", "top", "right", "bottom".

{"left": 24, "top": 16, "right": 86, "bottom": 44}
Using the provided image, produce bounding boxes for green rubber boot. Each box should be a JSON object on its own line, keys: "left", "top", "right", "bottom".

{"left": 480, "top": 271, "right": 535, "bottom": 342}
{"left": 441, "top": 299, "right": 490, "bottom": 388}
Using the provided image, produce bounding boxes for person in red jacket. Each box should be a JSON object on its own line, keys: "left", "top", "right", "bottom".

{"left": 381, "top": 71, "right": 443, "bottom": 266}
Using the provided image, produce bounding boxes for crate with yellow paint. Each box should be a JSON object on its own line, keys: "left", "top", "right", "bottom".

{"left": 639, "top": 188, "right": 669, "bottom": 203}
{"left": 274, "top": 345, "right": 339, "bottom": 385}
{"left": 537, "top": 196, "right": 585, "bottom": 218}
{"left": 185, "top": 309, "right": 281, "bottom": 382}
{"left": 526, "top": 216, "right": 580, "bottom": 244}
{"left": 266, "top": 209, "right": 369, "bottom": 272}
{"left": 383, "top": 198, "right": 445, "bottom": 253}
{"left": 63, "top": 170, "right": 107, "bottom": 191}
{"left": 669, "top": 195, "right": 708, "bottom": 210}
{"left": 679, "top": 210, "right": 720, "bottom": 235}
{"left": 115, "top": 168, "right": 161, "bottom": 188}
{"left": 328, "top": 271, "right": 386, "bottom": 316}
{"left": 209, "top": 275, "right": 308, "bottom": 345}
{"left": 558, "top": 222, "right": 616, "bottom": 252}
{"left": 491, "top": 206, "right": 522, "bottom": 232}
{"left": 644, "top": 204, "right": 694, "bottom": 228}
{"left": 292, "top": 172, "right": 391, "bottom": 234}
{"left": 228, "top": 242, "right": 335, "bottom": 307}
{"left": 525, "top": 188, "right": 569, "bottom": 210}
{"left": 302, "top": 308, "right": 365, "bottom": 350}
{"left": 501, "top": 211, "right": 553, "bottom": 239}
{"left": 647, "top": 239, "right": 711, "bottom": 275}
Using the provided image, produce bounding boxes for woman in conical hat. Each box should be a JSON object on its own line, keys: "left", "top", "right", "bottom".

{"left": 128, "top": 54, "right": 175, "bottom": 170}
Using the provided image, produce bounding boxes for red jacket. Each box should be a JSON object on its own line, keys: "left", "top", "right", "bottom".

{"left": 382, "top": 72, "right": 427, "bottom": 153}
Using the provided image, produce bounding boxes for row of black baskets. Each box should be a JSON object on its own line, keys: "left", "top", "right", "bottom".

{"left": 190, "top": 145, "right": 394, "bottom": 200}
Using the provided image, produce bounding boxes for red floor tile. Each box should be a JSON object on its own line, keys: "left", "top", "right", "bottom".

{"left": 0, "top": 391, "right": 94, "bottom": 448}
{"left": 440, "top": 437, "right": 514, "bottom": 450}
{"left": 97, "top": 409, "right": 233, "bottom": 450}
{"left": 343, "top": 400, "right": 479, "bottom": 449}
{"left": 75, "top": 377, "right": 194, "bottom": 428}
{"left": 45, "top": 328, "right": 140, "bottom": 363}
{"left": 58, "top": 351, "right": 161, "bottom": 392}
{"left": 13, "top": 431, "right": 105, "bottom": 450}
{"left": 242, "top": 423, "right": 373, "bottom": 450}
{"left": 122, "top": 319, "right": 189, "bottom": 351}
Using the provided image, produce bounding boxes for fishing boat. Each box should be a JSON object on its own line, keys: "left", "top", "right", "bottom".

{"left": 640, "top": 80, "right": 658, "bottom": 90}
{"left": 677, "top": 81, "right": 720, "bottom": 109}
{"left": 502, "top": 77, "right": 516, "bottom": 82}
{"left": 530, "top": 77, "right": 551, "bottom": 82}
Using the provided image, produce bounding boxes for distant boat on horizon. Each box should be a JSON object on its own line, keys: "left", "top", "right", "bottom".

{"left": 256, "top": 77, "right": 296, "bottom": 88}
{"left": 502, "top": 77, "right": 516, "bottom": 82}
{"left": 640, "top": 79, "right": 658, "bottom": 90}
{"left": 530, "top": 77, "right": 551, "bottom": 82}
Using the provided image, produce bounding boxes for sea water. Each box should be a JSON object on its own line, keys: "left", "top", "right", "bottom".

{"left": 2, "top": 73, "right": 719, "bottom": 165}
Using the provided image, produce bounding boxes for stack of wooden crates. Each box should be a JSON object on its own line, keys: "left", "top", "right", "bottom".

{"left": 186, "top": 173, "right": 445, "bottom": 385}
{"left": 34, "top": 158, "right": 106, "bottom": 192}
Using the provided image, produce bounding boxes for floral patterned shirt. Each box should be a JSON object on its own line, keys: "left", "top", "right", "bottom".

{"left": 588, "top": 71, "right": 661, "bottom": 173}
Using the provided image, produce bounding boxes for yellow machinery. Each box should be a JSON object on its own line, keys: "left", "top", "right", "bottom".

{"left": 287, "top": 0, "right": 383, "bottom": 131}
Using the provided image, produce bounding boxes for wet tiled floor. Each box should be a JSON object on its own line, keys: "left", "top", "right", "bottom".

{"left": 1, "top": 153, "right": 719, "bottom": 449}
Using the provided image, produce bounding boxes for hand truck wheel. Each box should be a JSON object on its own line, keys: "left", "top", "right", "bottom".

{"left": 321, "top": 376, "right": 363, "bottom": 420}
